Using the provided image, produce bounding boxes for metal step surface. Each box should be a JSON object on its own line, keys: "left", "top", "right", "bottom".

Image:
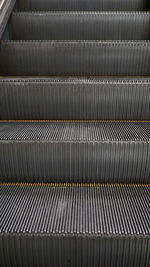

{"left": 10, "top": 12, "right": 150, "bottom": 40}
{"left": 0, "top": 121, "right": 149, "bottom": 183}
{"left": 0, "top": 41, "right": 150, "bottom": 76}
{"left": 0, "top": 184, "right": 149, "bottom": 267}
{"left": 18, "top": 0, "right": 150, "bottom": 12}
{"left": 0, "top": 78, "right": 150, "bottom": 120}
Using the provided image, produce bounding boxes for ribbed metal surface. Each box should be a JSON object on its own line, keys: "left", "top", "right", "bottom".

{"left": 0, "top": 122, "right": 149, "bottom": 183}
{"left": 0, "top": 78, "right": 150, "bottom": 120}
{"left": 1, "top": 185, "right": 149, "bottom": 234}
{"left": 0, "top": 122, "right": 149, "bottom": 141}
{"left": 0, "top": 41, "right": 150, "bottom": 76}
{"left": 18, "top": 0, "right": 150, "bottom": 12}
{"left": 11, "top": 12, "right": 150, "bottom": 40}
{"left": 0, "top": 185, "right": 150, "bottom": 267}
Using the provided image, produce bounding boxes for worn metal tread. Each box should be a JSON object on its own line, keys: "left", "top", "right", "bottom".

{"left": 0, "top": 40, "right": 150, "bottom": 76}
{"left": 18, "top": 0, "right": 150, "bottom": 12}
{"left": 0, "top": 122, "right": 149, "bottom": 183}
{"left": 10, "top": 12, "right": 150, "bottom": 40}
{"left": 0, "top": 185, "right": 149, "bottom": 267}
{"left": 0, "top": 77, "right": 150, "bottom": 120}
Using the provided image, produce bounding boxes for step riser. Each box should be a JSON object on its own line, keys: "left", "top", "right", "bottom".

{"left": 0, "top": 142, "right": 149, "bottom": 183}
{"left": 0, "top": 121, "right": 149, "bottom": 183}
{"left": 1, "top": 235, "right": 149, "bottom": 267}
{"left": 0, "top": 41, "right": 150, "bottom": 76}
{"left": 0, "top": 79, "right": 149, "bottom": 120}
{"left": 11, "top": 12, "right": 150, "bottom": 41}
{"left": 18, "top": 0, "right": 150, "bottom": 11}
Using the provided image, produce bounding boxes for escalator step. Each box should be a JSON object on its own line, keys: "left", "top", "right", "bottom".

{"left": 0, "top": 41, "right": 150, "bottom": 76}
{"left": 0, "top": 184, "right": 149, "bottom": 267}
{"left": 10, "top": 12, "right": 150, "bottom": 41}
{"left": 0, "top": 121, "right": 149, "bottom": 183}
{"left": 18, "top": 0, "right": 150, "bottom": 12}
{"left": 0, "top": 77, "right": 149, "bottom": 120}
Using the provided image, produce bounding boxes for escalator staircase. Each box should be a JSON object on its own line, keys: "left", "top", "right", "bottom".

{"left": 0, "top": 0, "right": 150, "bottom": 266}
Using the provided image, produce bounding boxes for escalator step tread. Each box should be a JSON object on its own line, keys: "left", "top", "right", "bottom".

{"left": 0, "top": 184, "right": 149, "bottom": 267}
{"left": 1, "top": 184, "right": 149, "bottom": 234}
{"left": 11, "top": 11, "right": 150, "bottom": 40}
{"left": 0, "top": 40, "right": 150, "bottom": 76}
{"left": 0, "top": 121, "right": 149, "bottom": 141}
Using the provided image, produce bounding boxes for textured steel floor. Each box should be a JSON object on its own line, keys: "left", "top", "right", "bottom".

{"left": 0, "top": 184, "right": 150, "bottom": 267}
{"left": 0, "top": 121, "right": 149, "bottom": 141}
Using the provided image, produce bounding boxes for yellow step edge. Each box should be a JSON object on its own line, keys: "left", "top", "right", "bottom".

{"left": 0, "top": 183, "right": 149, "bottom": 187}
{"left": 0, "top": 120, "right": 150, "bottom": 123}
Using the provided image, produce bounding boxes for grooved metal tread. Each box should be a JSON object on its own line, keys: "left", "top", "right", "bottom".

{"left": 18, "top": 0, "right": 150, "bottom": 12}
{"left": 0, "top": 122, "right": 149, "bottom": 183}
{"left": 1, "top": 184, "right": 149, "bottom": 235}
{"left": 0, "top": 185, "right": 150, "bottom": 267}
{"left": 0, "top": 41, "right": 150, "bottom": 76}
{"left": 0, "top": 77, "right": 149, "bottom": 120}
{"left": 11, "top": 12, "right": 150, "bottom": 40}
{"left": 0, "top": 121, "right": 149, "bottom": 142}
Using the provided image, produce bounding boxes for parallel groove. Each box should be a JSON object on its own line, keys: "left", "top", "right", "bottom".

{"left": 0, "top": 78, "right": 149, "bottom": 120}
{"left": 0, "top": 0, "right": 150, "bottom": 266}
{"left": 0, "top": 121, "right": 149, "bottom": 141}
{"left": 0, "top": 122, "right": 149, "bottom": 183}
{"left": 0, "top": 41, "right": 150, "bottom": 76}
{"left": 11, "top": 12, "right": 150, "bottom": 40}
{"left": 0, "top": 185, "right": 150, "bottom": 267}
{"left": 1, "top": 185, "right": 149, "bottom": 235}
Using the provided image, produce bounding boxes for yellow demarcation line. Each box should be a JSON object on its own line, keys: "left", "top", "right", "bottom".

{"left": 0, "top": 183, "right": 149, "bottom": 187}
{"left": 0, "top": 120, "right": 150, "bottom": 123}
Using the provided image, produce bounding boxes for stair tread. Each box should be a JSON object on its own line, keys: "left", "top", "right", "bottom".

{"left": 1, "top": 184, "right": 149, "bottom": 235}
{"left": 11, "top": 11, "right": 150, "bottom": 40}
{"left": 2, "top": 185, "right": 149, "bottom": 266}
{"left": 0, "top": 122, "right": 149, "bottom": 142}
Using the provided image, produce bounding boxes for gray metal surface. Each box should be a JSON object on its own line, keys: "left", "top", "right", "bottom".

{"left": 18, "top": 0, "right": 150, "bottom": 11}
{"left": 0, "top": 0, "right": 15, "bottom": 38}
{"left": 11, "top": 12, "right": 150, "bottom": 40}
{"left": 0, "top": 78, "right": 149, "bottom": 120}
{"left": 0, "top": 122, "right": 149, "bottom": 183}
{"left": 0, "top": 41, "right": 150, "bottom": 76}
{"left": 0, "top": 185, "right": 150, "bottom": 267}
